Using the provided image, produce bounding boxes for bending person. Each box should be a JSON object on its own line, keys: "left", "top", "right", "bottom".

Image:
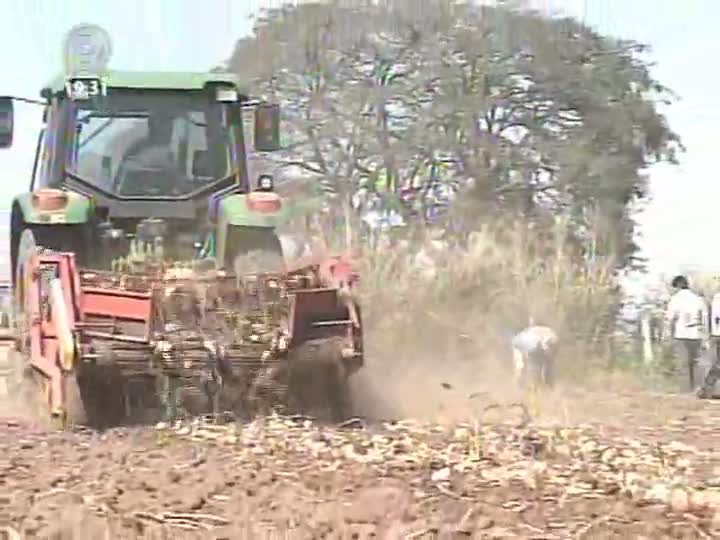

{"left": 511, "top": 324, "right": 558, "bottom": 388}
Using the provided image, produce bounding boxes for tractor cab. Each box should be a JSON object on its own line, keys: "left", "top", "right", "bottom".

{"left": 60, "top": 73, "right": 261, "bottom": 200}
{"left": 0, "top": 25, "right": 285, "bottom": 278}
{"left": 38, "top": 70, "right": 279, "bottom": 203}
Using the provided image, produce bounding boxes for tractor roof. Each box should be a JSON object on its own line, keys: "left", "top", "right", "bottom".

{"left": 45, "top": 69, "right": 248, "bottom": 94}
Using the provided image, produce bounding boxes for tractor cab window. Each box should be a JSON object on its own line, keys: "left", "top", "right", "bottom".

{"left": 66, "top": 90, "right": 237, "bottom": 197}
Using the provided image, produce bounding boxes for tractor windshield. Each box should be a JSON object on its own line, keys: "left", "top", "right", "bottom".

{"left": 66, "top": 90, "right": 239, "bottom": 197}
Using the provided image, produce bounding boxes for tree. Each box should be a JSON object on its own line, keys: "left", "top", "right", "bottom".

{"left": 225, "top": 0, "right": 681, "bottom": 267}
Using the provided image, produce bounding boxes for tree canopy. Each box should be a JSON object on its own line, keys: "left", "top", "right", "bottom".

{"left": 226, "top": 0, "right": 681, "bottom": 268}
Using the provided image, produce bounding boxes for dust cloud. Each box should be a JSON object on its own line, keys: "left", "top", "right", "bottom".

{"left": 348, "top": 311, "right": 522, "bottom": 423}
{"left": 347, "top": 305, "right": 686, "bottom": 429}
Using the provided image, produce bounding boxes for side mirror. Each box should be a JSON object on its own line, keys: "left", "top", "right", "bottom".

{"left": 0, "top": 97, "right": 14, "bottom": 149}
{"left": 254, "top": 103, "right": 280, "bottom": 152}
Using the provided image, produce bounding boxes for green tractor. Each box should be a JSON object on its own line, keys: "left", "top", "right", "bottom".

{"left": 0, "top": 27, "right": 364, "bottom": 426}
{"left": 3, "top": 69, "right": 286, "bottom": 281}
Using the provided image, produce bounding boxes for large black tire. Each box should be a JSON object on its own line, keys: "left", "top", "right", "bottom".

{"left": 13, "top": 229, "right": 38, "bottom": 351}
{"left": 12, "top": 223, "right": 91, "bottom": 288}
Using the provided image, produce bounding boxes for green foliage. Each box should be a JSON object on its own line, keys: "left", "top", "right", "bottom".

{"left": 226, "top": 0, "right": 681, "bottom": 270}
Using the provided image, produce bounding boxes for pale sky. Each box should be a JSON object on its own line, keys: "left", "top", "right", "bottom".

{"left": 0, "top": 0, "right": 716, "bottom": 276}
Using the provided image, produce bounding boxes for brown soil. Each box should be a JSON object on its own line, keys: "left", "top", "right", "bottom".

{"left": 1, "top": 315, "right": 719, "bottom": 539}
{"left": 0, "top": 378, "right": 719, "bottom": 539}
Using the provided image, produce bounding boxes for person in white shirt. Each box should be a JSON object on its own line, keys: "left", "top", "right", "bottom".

{"left": 697, "top": 291, "right": 720, "bottom": 398}
{"left": 511, "top": 324, "right": 558, "bottom": 388}
{"left": 665, "top": 275, "right": 708, "bottom": 391}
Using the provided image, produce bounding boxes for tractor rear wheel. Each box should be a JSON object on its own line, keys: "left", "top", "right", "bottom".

{"left": 13, "top": 229, "right": 38, "bottom": 351}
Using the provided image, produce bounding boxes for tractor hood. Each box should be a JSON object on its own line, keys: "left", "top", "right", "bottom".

{"left": 217, "top": 192, "right": 289, "bottom": 228}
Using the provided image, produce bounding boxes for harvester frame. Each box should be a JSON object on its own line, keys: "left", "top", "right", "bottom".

{"left": 0, "top": 26, "right": 365, "bottom": 427}
{"left": 11, "top": 241, "right": 363, "bottom": 426}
